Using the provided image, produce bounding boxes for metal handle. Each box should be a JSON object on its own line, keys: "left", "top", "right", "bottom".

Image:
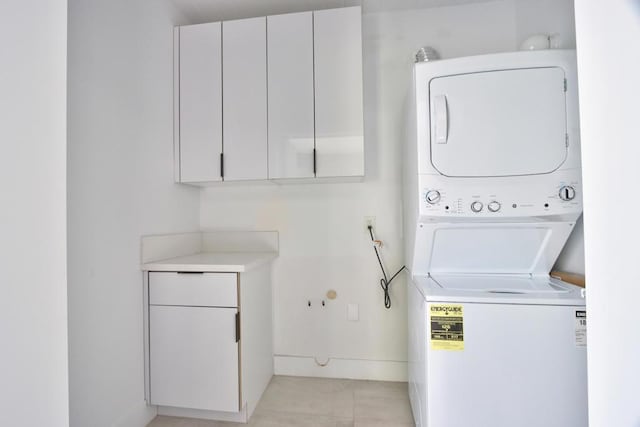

{"left": 235, "top": 312, "right": 240, "bottom": 343}
{"left": 220, "top": 152, "right": 224, "bottom": 178}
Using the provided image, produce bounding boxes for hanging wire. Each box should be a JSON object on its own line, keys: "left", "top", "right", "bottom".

{"left": 368, "top": 225, "right": 406, "bottom": 309}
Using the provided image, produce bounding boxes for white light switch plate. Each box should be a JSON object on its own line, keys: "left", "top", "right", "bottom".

{"left": 347, "top": 303, "right": 359, "bottom": 321}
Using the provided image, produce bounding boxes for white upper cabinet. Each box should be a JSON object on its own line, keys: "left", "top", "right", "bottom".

{"left": 313, "top": 6, "right": 364, "bottom": 178}
{"left": 222, "top": 17, "right": 268, "bottom": 181}
{"left": 174, "top": 7, "right": 364, "bottom": 183}
{"left": 267, "top": 12, "right": 315, "bottom": 179}
{"left": 177, "top": 23, "right": 223, "bottom": 183}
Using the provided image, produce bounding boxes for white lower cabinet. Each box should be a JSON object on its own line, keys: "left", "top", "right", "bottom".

{"left": 145, "top": 267, "right": 273, "bottom": 422}
{"left": 149, "top": 305, "right": 240, "bottom": 412}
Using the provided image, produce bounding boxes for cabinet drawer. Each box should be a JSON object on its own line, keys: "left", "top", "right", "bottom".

{"left": 149, "top": 272, "right": 237, "bottom": 307}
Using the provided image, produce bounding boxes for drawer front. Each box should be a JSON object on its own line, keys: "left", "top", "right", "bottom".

{"left": 149, "top": 272, "right": 237, "bottom": 307}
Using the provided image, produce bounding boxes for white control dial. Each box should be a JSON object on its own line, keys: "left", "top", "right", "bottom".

{"left": 559, "top": 186, "right": 576, "bottom": 201}
{"left": 488, "top": 201, "right": 501, "bottom": 212}
{"left": 470, "top": 201, "right": 483, "bottom": 212}
{"left": 425, "top": 190, "right": 441, "bottom": 204}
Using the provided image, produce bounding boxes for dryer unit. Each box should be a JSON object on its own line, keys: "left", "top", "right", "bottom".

{"left": 404, "top": 50, "right": 587, "bottom": 427}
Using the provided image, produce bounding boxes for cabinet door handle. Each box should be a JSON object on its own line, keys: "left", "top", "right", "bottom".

{"left": 235, "top": 312, "right": 240, "bottom": 343}
{"left": 220, "top": 152, "right": 224, "bottom": 178}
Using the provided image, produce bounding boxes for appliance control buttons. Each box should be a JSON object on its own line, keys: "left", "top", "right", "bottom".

{"left": 488, "top": 201, "right": 501, "bottom": 212}
{"left": 470, "top": 201, "right": 483, "bottom": 212}
{"left": 559, "top": 186, "right": 576, "bottom": 201}
{"left": 425, "top": 190, "right": 441, "bottom": 204}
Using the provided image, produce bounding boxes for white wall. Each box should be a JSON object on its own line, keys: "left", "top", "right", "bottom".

{"left": 67, "top": 0, "right": 200, "bottom": 425}
{"left": 0, "top": 1, "right": 69, "bottom": 426}
{"left": 514, "top": 0, "right": 576, "bottom": 49}
{"left": 199, "top": 0, "right": 578, "bottom": 379}
{"left": 574, "top": 1, "right": 640, "bottom": 425}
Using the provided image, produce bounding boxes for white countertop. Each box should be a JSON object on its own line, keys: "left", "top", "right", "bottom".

{"left": 141, "top": 251, "right": 277, "bottom": 272}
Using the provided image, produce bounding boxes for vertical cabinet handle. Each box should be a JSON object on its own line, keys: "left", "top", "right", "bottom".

{"left": 313, "top": 148, "right": 317, "bottom": 176}
{"left": 220, "top": 153, "right": 224, "bottom": 178}
{"left": 235, "top": 312, "right": 240, "bottom": 343}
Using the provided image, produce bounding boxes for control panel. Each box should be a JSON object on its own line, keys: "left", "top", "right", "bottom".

{"left": 418, "top": 170, "right": 582, "bottom": 220}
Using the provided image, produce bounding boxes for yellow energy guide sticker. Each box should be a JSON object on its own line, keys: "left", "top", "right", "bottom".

{"left": 430, "top": 304, "right": 464, "bottom": 351}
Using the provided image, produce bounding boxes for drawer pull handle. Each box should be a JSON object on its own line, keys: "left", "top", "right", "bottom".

{"left": 176, "top": 271, "right": 204, "bottom": 274}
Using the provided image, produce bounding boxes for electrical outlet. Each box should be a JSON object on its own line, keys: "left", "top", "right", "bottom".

{"left": 364, "top": 216, "right": 376, "bottom": 230}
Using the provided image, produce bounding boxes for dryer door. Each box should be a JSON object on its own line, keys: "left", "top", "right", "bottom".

{"left": 429, "top": 67, "right": 567, "bottom": 177}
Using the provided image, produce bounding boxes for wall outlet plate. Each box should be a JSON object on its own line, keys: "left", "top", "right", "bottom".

{"left": 364, "top": 216, "right": 376, "bottom": 230}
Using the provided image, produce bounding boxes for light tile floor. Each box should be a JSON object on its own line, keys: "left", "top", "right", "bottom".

{"left": 147, "top": 376, "right": 415, "bottom": 427}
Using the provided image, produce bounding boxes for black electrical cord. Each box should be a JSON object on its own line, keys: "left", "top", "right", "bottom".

{"left": 368, "top": 225, "right": 406, "bottom": 309}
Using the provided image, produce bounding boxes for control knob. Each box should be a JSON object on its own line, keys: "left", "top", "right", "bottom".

{"left": 470, "top": 201, "right": 483, "bottom": 213}
{"left": 488, "top": 201, "right": 501, "bottom": 212}
{"left": 559, "top": 186, "right": 576, "bottom": 201}
{"left": 425, "top": 190, "right": 441, "bottom": 204}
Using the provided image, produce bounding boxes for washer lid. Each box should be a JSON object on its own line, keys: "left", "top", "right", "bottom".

{"left": 412, "top": 274, "right": 585, "bottom": 305}
{"left": 412, "top": 222, "right": 575, "bottom": 276}
{"left": 431, "top": 274, "right": 569, "bottom": 294}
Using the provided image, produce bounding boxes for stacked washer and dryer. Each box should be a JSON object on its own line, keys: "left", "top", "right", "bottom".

{"left": 404, "top": 50, "right": 587, "bottom": 427}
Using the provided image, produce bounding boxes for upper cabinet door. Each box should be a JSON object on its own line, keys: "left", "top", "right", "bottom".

{"left": 267, "top": 12, "right": 315, "bottom": 179}
{"left": 178, "top": 23, "right": 222, "bottom": 183}
{"left": 222, "top": 17, "right": 268, "bottom": 181}
{"left": 429, "top": 67, "right": 568, "bottom": 177}
{"left": 313, "top": 7, "right": 364, "bottom": 178}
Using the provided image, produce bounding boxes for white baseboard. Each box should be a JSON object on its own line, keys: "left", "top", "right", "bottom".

{"left": 274, "top": 355, "right": 408, "bottom": 382}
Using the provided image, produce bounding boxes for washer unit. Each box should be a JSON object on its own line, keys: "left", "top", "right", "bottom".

{"left": 404, "top": 50, "right": 587, "bottom": 427}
